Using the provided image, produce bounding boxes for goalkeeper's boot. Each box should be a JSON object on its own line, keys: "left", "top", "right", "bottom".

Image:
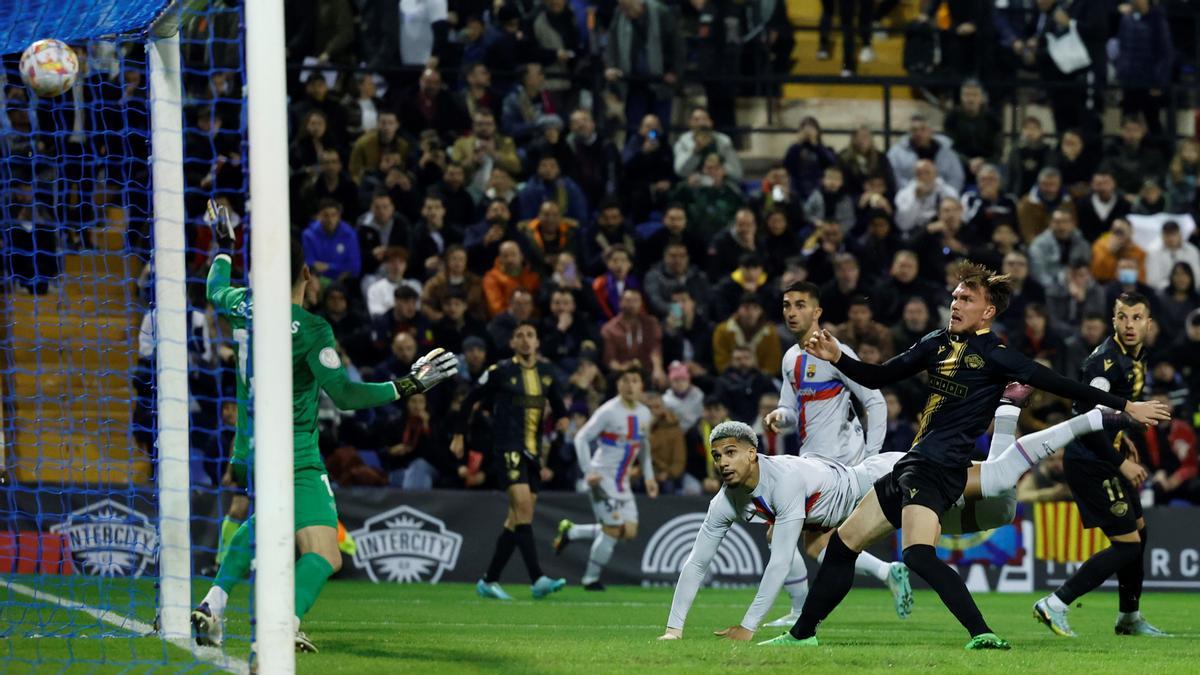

{"left": 964, "top": 632, "right": 1011, "bottom": 650}
{"left": 1033, "top": 597, "right": 1077, "bottom": 637}
{"left": 1115, "top": 614, "right": 1171, "bottom": 637}
{"left": 1000, "top": 382, "right": 1034, "bottom": 408}
{"left": 764, "top": 611, "right": 801, "bottom": 628}
{"left": 191, "top": 602, "right": 223, "bottom": 647}
{"left": 295, "top": 630, "right": 318, "bottom": 653}
{"left": 531, "top": 575, "right": 566, "bottom": 599}
{"left": 886, "top": 562, "right": 914, "bottom": 619}
{"left": 553, "top": 519, "right": 574, "bottom": 555}
{"left": 476, "top": 579, "right": 513, "bottom": 600}
{"left": 757, "top": 633, "right": 818, "bottom": 647}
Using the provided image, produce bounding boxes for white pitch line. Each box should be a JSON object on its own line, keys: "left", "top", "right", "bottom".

{"left": 5, "top": 581, "right": 249, "bottom": 675}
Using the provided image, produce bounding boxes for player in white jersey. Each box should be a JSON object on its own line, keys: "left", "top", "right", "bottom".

{"left": 555, "top": 367, "right": 659, "bottom": 589}
{"left": 758, "top": 282, "right": 912, "bottom": 626}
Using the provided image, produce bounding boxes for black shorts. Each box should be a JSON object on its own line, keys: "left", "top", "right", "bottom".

{"left": 497, "top": 450, "right": 541, "bottom": 493}
{"left": 875, "top": 453, "right": 968, "bottom": 530}
{"left": 1064, "top": 451, "right": 1141, "bottom": 537}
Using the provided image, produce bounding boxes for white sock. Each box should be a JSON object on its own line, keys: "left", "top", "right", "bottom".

{"left": 784, "top": 554, "right": 809, "bottom": 612}
{"left": 1118, "top": 610, "right": 1142, "bottom": 623}
{"left": 979, "top": 410, "right": 1103, "bottom": 497}
{"left": 988, "top": 405, "right": 1021, "bottom": 459}
{"left": 1048, "top": 593, "right": 1069, "bottom": 613}
{"left": 202, "top": 586, "right": 228, "bottom": 617}
{"left": 568, "top": 523, "right": 600, "bottom": 541}
{"left": 854, "top": 552, "right": 892, "bottom": 582}
{"left": 582, "top": 533, "right": 617, "bottom": 585}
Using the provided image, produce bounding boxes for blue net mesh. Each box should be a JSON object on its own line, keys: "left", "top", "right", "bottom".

{"left": 1, "top": 1, "right": 251, "bottom": 669}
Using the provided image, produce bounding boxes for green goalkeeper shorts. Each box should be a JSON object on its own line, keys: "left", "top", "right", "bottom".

{"left": 294, "top": 466, "right": 338, "bottom": 531}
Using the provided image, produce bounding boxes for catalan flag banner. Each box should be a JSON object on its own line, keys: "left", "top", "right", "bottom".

{"left": 1033, "top": 501, "right": 1111, "bottom": 563}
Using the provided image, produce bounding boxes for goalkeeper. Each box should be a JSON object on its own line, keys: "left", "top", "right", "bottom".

{"left": 192, "top": 203, "right": 457, "bottom": 652}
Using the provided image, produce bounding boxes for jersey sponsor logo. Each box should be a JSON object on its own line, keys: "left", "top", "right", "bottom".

{"left": 50, "top": 500, "right": 158, "bottom": 578}
{"left": 318, "top": 347, "right": 341, "bottom": 369}
{"left": 965, "top": 354, "right": 985, "bottom": 369}
{"left": 642, "top": 513, "right": 763, "bottom": 582}
{"left": 927, "top": 374, "right": 968, "bottom": 399}
{"left": 1104, "top": 359, "right": 1114, "bottom": 371}
{"left": 350, "top": 505, "right": 463, "bottom": 584}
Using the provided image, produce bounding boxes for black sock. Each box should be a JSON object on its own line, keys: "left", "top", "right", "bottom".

{"left": 902, "top": 544, "right": 991, "bottom": 637}
{"left": 484, "top": 528, "right": 517, "bottom": 583}
{"left": 1116, "top": 528, "right": 1146, "bottom": 614}
{"left": 513, "top": 524, "right": 544, "bottom": 582}
{"left": 1056, "top": 540, "right": 1141, "bottom": 605}
{"left": 790, "top": 531, "right": 859, "bottom": 639}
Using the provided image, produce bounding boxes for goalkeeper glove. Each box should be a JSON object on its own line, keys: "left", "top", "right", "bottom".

{"left": 394, "top": 347, "right": 459, "bottom": 398}
{"left": 206, "top": 199, "right": 236, "bottom": 255}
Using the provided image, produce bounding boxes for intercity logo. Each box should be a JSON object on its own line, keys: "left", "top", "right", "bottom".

{"left": 350, "top": 505, "right": 462, "bottom": 583}
{"left": 641, "top": 513, "right": 763, "bottom": 583}
{"left": 50, "top": 499, "right": 158, "bottom": 578}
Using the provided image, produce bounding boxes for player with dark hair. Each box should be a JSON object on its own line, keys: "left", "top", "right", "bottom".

{"left": 1034, "top": 292, "right": 1170, "bottom": 637}
{"left": 192, "top": 203, "right": 457, "bottom": 652}
{"left": 762, "top": 260, "right": 1169, "bottom": 650}
{"left": 451, "top": 320, "right": 569, "bottom": 599}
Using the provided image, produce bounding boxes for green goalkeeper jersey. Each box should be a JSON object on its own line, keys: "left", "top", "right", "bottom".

{"left": 206, "top": 254, "right": 399, "bottom": 472}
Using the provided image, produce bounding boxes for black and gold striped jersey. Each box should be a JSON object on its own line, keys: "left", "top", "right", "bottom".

{"left": 1066, "top": 336, "right": 1146, "bottom": 465}
{"left": 458, "top": 358, "right": 566, "bottom": 458}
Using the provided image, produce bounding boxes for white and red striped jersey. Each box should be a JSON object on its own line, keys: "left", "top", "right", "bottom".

{"left": 574, "top": 396, "right": 654, "bottom": 494}
{"left": 773, "top": 342, "right": 886, "bottom": 465}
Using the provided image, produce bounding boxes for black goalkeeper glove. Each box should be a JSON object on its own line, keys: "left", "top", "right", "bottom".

{"left": 206, "top": 199, "right": 235, "bottom": 255}
{"left": 394, "top": 347, "right": 459, "bottom": 398}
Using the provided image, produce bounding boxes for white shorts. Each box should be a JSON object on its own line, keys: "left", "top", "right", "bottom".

{"left": 800, "top": 421, "right": 869, "bottom": 467}
{"left": 589, "top": 481, "right": 638, "bottom": 527}
{"left": 851, "top": 452, "right": 902, "bottom": 501}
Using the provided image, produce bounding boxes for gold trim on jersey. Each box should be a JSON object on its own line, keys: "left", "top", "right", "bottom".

{"left": 912, "top": 339, "right": 968, "bottom": 446}
{"left": 521, "top": 366, "right": 542, "bottom": 455}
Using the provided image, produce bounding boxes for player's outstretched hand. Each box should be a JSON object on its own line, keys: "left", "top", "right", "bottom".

{"left": 205, "top": 199, "right": 235, "bottom": 253}
{"left": 804, "top": 329, "right": 841, "bottom": 363}
{"left": 657, "top": 628, "right": 682, "bottom": 640}
{"left": 1125, "top": 400, "right": 1170, "bottom": 427}
{"left": 411, "top": 348, "right": 459, "bottom": 391}
{"left": 714, "top": 625, "right": 754, "bottom": 641}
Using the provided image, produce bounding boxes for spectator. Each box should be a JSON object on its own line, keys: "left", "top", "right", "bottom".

{"left": 708, "top": 208, "right": 764, "bottom": 282}
{"left": 289, "top": 76, "right": 347, "bottom": 150}
{"left": 1050, "top": 128, "right": 1100, "bottom": 199}
{"left": 1091, "top": 218, "right": 1146, "bottom": 284}
{"left": 1016, "top": 166, "right": 1067, "bottom": 242}
{"left": 482, "top": 240, "right": 541, "bottom": 317}
{"left": 890, "top": 296, "right": 935, "bottom": 352}
{"left": 1029, "top": 207, "right": 1090, "bottom": 289}
{"left": 527, "top": 114, "right": 573, "bottom": 175}
{"left": 893, "top": 159, "right": 960, "bottom": 236}
{"left": 969, "top": 221, "right": 1021, "bottom": 273}
{"left": 1131, "top": 178, "right": 1169, "bottom": 216}
{"left": 465, "top": 198, "right": 522, "bottom": 275}
{"left": 1000, "top": 250, "right": 1045, "bottom": 328}
{"left": 501, "top": 63, "right": 555, "bottom": 145}
{"left": 362, "top": 151, "right": 421, "bottom": 223}
{"left": 644, "top": 240, "right": 710, "bottom": 319}
{"left": 349, "top": 111, "right": 410, "bottom": 184}
{"left": 289, "top": 109, "right": 332, "bottom": 179}
{"left": 343, "top": 72, "right": 384, "bottom": 137}
{"left": 1004, "top": 116, "right": 1052, "bottom": 197}
{"left": 669, "top": 153, "right": 747, "bottom": 242}
{"left": 832, "top": 296, "right": 894, "bottom": 360}
{"left": 487, "top": 287, "right": 536, "bottom": 357}
{"left": 1147, "top": 222, "right": 1200, "bottom": 291}
{"left": 592, "top": 245, "right": 639, "bottom": 320}
{"left": 870, "top": 250, "right": 942, "bottom": 325}
{"left": 366, "top": 249, "right": 423, "bottom": 318}
{"left": 712, "top": 294, "right": 782, "bottom": 376}
{"left": 752, "top": 166, "right": 807, "bottom": 232}
{"left": 583, "top": 201, "right": 637, "bottom": 277}
{"left": 422, "top": 245, "right": 486, "bottom": 322}
{"left": 381, "top": 393, "right": 443, "bottom": 489}
{"left": 449, "top": 109, "right": 522, "bottom": 195}
{"left": 432, "top": 163, "right": 477, "bottom": 230}
{"left": 621, "top": 114, "right": 675, "bottom": 222}
{"left": 604, "top": 0, "right": 684, "bottom": 137}
{"left": 320, "top": 284, "right": 373, "bottom": 366}
{"left": 601, "top": 288, "right": 666, "bottom": 387}
{"left": 371, "top": 287, "right": 433, "bottom": 361}
{"left": 673, "top": 106, "right": 743, "bottom": 182}
{"left": 516, "top": 155, "right": 588, "bottom": 223}
{"left": 713, "top": 345, "right": 775, "bottom": 423}
{"left": 302, "top": 199, "right": 362, "bottom": 287}
{"left": 541, "top": 288, "right": 599, "bottom": 374}
{"left": 485, "top": 4, "right": 562, "bottom": 94}
{"left": 532, "top": 0, "right": 583, "bottom": 99}
{"left": 408, "top": 194, "right": 462, "bottom": 280}
{"left": 1073, "top": 168, "right": 1130, "bottom": 243}
{"left": 458, "top": 62, "right": 502, "bottom": 120}
{"left": 517, "top": 199, "right": 582, "bottom": 273}
{"left": 886, "top": 114, "right": 965, "bottom": 192}
{"left": 1147, "top": 359, "right": 1191, "bottom": 413}
{"left": 1167, "top": 138, "right": 1200, "bottom": 212}
{"left": 663, "top": 361, "right": 704, "bottom": 432}
{"left": 638, "top": 203, "right": 707, "bottom": 272}
{"left": 1143, "top": 392, "right": 1198, "bottom": 506}
{"left": 850, "top": 209, "right": 901, "bottom": 285}
{"left": 1158, "top": 263, "right": 1200, "bottom": 342}
{"left": 944, "top": 78, "right": 1003, "bottom": 176}
{"left": 413, "top": 129, "right": 449, "bottom": 188}
{"left": 537, "top": 250, "right": 596, "bottom": 319}
{"left": 1046, "top": 260, "right": 1106, "bottom": 336}
{"left": 299, "top": 148, "right": 361, "bottom": 225}
{"left": 1115, "top": 0, "right": 1173, "bottom": 138}
{"left": 645, "top": 391, "right": 687, "bottom": 494}
{"left": 400, "top": 68, "right": 469, "bottom": 143}
{"left": 910, "top": 198, "right": 971, "bottom": 283}
{"left": 782, "top": 116, "right": 837, "bottom": 199}
{"left": 961, "top": 163, "right": 1016, "bottom": 245}
{"left": 565, "top": 110, "right": 620, "bottom": 209}
{"left": 1059, "top": 312, "right": 1108, "bottom": 379}
{"left": 475, "top": 166, "right": 519, "bottom": 215}
{"left": 1103, "top": 257, "right": 1160, "bottom": 316}
{"left": 431, "top": 289, "right": 489, "bottom": 356}
{"left": 661, "top": 287, "right": 714, "bottom": 376}
{"left": 819, "top": 253, "right": 866, "bottom": 326}
{"left": 879, "top": 390, "right": 916, "bottom": 456}
{"left": 1009, "top": 302, "right": 1064, "bottom": 365}
{"left": 804, "top": 165, "right": 856, "bottom": 234}
{"left": 761, "top": 208, "right": 805, "bottom": 282}
{"left": 1104, "top": 115, "right": 1167, "bottom": 196}
{"left": 838, "top": 125, "right": 896, "bottom": 196}
{"left": 356, "top": 193, "right": 413, "bottom": 283}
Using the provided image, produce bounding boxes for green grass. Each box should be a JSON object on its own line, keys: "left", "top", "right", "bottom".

{"left": 3, "top": 578, "right": 1198, "bottom": 673}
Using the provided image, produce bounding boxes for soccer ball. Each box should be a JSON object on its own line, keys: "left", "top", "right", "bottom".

{"left": 19, "top": 39, "right": 79, "bottom": 97}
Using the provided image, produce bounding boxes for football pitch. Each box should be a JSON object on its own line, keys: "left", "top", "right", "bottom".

{"left": 3, "top": 578, "right": 1198, "bottom": 673}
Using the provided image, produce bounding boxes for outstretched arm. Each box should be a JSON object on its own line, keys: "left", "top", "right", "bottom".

{"left": 806, "top": 329, "right": 934, "bottom": 389}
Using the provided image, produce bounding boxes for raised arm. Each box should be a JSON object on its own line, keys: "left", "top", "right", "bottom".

{"left": 806, "top": 329, "right": 934, "bottom": 389}
{"left": 206, "top": 254, "right": 247, "bottom": 316}
{"left": 663, "top": 496, "right": 735, "bottom": 637}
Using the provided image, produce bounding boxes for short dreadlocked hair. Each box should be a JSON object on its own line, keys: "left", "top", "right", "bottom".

{"left": 954, "top": 260, "right": 1012, "bottom": 315}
